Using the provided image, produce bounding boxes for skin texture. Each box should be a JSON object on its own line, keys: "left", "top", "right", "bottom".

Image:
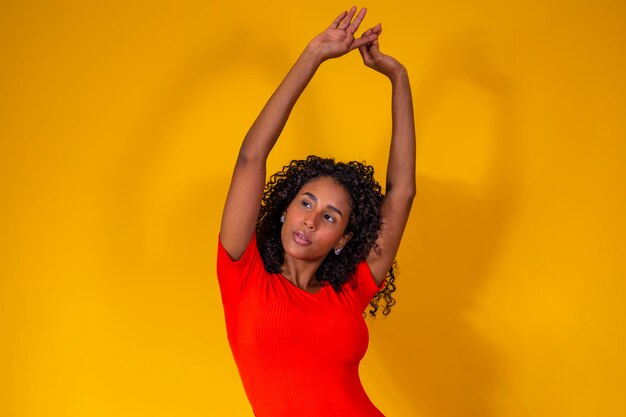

{"left": 220, "top": 6, "right": 415, "bottom": 299}
{"left": 279, "top": 176, "right": 354, "bottom": 292}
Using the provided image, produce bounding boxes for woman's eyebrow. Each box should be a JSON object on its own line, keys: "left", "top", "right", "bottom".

{"left": 302, "top": 192, "right": 344, "bottom": 217}
{"left": 302, "top": 191, "right": 318, "bottom": 202}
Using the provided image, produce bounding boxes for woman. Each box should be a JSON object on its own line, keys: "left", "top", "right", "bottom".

{"left": 217, "top": 6, "right": 415, "bottom": 416}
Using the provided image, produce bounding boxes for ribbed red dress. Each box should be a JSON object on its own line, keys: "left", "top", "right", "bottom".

{"left": 216, "top": 233, "right": 386, "bottom": 417}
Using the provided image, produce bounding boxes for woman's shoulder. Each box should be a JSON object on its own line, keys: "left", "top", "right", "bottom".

{"left": 217, "top": 232, "right": 266, "bottom": 296}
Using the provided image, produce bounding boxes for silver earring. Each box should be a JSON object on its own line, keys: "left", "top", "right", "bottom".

{"left": 334, "top": 248, "right": 341, "bottom": 255}
{"left": 280, "top": 215, "right": 285, "bottom": 223}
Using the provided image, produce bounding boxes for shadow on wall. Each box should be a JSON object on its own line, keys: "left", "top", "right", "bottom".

{"left": 101, "top": 24, "right": 519, "bottom": 417}
{"left": 102, "top": 30, "right": 296, "bottom": 275}
{"left": 368, "top": 29, "right": 520, "bottom": 417}
{"left": 99, "top": 30, "right": 318, "bottom": 413}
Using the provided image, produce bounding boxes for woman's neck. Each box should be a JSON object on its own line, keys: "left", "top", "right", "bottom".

{"left": 280, "top": 254, "right": 323, "bottom": 292}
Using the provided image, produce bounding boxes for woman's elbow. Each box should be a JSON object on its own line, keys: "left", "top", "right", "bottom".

{"left": 386, "top": 184, "right": 417, "bottom": 202}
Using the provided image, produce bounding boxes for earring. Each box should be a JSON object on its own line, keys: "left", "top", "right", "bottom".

{"left": 334, "top": 248, "right": 341, "bottom": 255}
{"left": 280, "top": 215, "right": 285, "bottom": 223}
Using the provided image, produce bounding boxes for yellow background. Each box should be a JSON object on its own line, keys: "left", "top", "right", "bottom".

{"left": 2, "top": 1, "right": 625, "bottom": 416}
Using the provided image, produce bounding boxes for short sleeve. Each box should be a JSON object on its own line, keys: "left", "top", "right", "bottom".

{"left": 354, "top": 261, "right": 386, "bottom": 311}
{"left": 216, "top": 233, "right": 265, "bottom": 305}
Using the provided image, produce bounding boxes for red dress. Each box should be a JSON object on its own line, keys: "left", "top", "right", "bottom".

{"left": 217, "top": 233, "right": 386, "bottom": 417}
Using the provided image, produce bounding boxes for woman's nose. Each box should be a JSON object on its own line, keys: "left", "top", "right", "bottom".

{"left": 303, "top": 215, "right": 316, "bottom": 230}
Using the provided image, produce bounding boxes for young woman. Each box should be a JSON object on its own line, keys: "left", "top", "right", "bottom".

{"left": 217, "top": 6, "right": 415, "bottom": 416}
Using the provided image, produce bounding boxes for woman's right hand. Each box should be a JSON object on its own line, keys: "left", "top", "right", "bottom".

{"left": 306, "top": 6, "right": 378, "bottom": 63}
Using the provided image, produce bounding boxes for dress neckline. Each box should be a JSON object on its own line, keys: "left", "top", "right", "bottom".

{"left": 276, "top": 272, "right": 329, "bottom": 295}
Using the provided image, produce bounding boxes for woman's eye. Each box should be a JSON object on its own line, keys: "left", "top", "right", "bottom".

{"left": 301, "top": 200, "right": 311, "bottom": 208}
{"left": 324, "top": 214, "right": 336, "bottom": 223}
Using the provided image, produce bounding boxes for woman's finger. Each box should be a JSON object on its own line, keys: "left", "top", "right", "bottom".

{"left": 357, "top": 27, "right": 374, "bottom": 50}
{"left": 358, "top": 44, "right": 373, "bottom": 66}
{"left": 369, "top": 23, "right": 381, "bottom": 45}
{"left": 338, "top": 6, "right": 357, "bottom": 30}
{"left": 352, "top": 33, "right": 378, "bottom": 51}
{"left": 329, "top": 10, "right": 348, "bottom": 29}
{"left": 347, "top": 7, "right": 367, "bottom": 34}
{"left": 368, "top": 38, "right": 383, "bottom": 57}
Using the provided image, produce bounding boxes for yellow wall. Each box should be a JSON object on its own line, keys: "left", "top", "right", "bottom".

{"left": 2, "top": 1, "right": 624, "bottom": 416}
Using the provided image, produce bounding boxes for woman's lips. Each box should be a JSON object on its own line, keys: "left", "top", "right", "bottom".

{"left": 293, "top": 231, "right": 311, "bottom": 245}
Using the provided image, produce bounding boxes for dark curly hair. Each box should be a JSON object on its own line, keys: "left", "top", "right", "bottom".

{"left": 256, "top": 155, "right": 397, "bottom": 316}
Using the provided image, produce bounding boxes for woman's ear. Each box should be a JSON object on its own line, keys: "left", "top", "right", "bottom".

{"left": 337, "top": 232, "right": 353, "bottom": 250}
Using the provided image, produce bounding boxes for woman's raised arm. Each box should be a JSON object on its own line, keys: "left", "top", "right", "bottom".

{"left": 220, "top": 7, "right": 377, "bottom": 260}
{"left": 359, "top": 25, "right": 417, "bottom": 284}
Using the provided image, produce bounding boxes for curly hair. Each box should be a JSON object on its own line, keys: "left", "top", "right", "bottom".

{"left": 256, "top": 155, "right": 397, "bottom": 317}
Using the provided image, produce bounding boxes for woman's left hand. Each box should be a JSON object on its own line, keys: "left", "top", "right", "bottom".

{"left": 358, "top": 24, "right": 407, "bottom": 81}
{"left": 307, "top": 6, "right": 378, "bottom": 62}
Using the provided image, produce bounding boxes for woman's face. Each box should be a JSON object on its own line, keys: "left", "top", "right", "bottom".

{"left": 281, "top": 176, "right": 353, "bottom": 263}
